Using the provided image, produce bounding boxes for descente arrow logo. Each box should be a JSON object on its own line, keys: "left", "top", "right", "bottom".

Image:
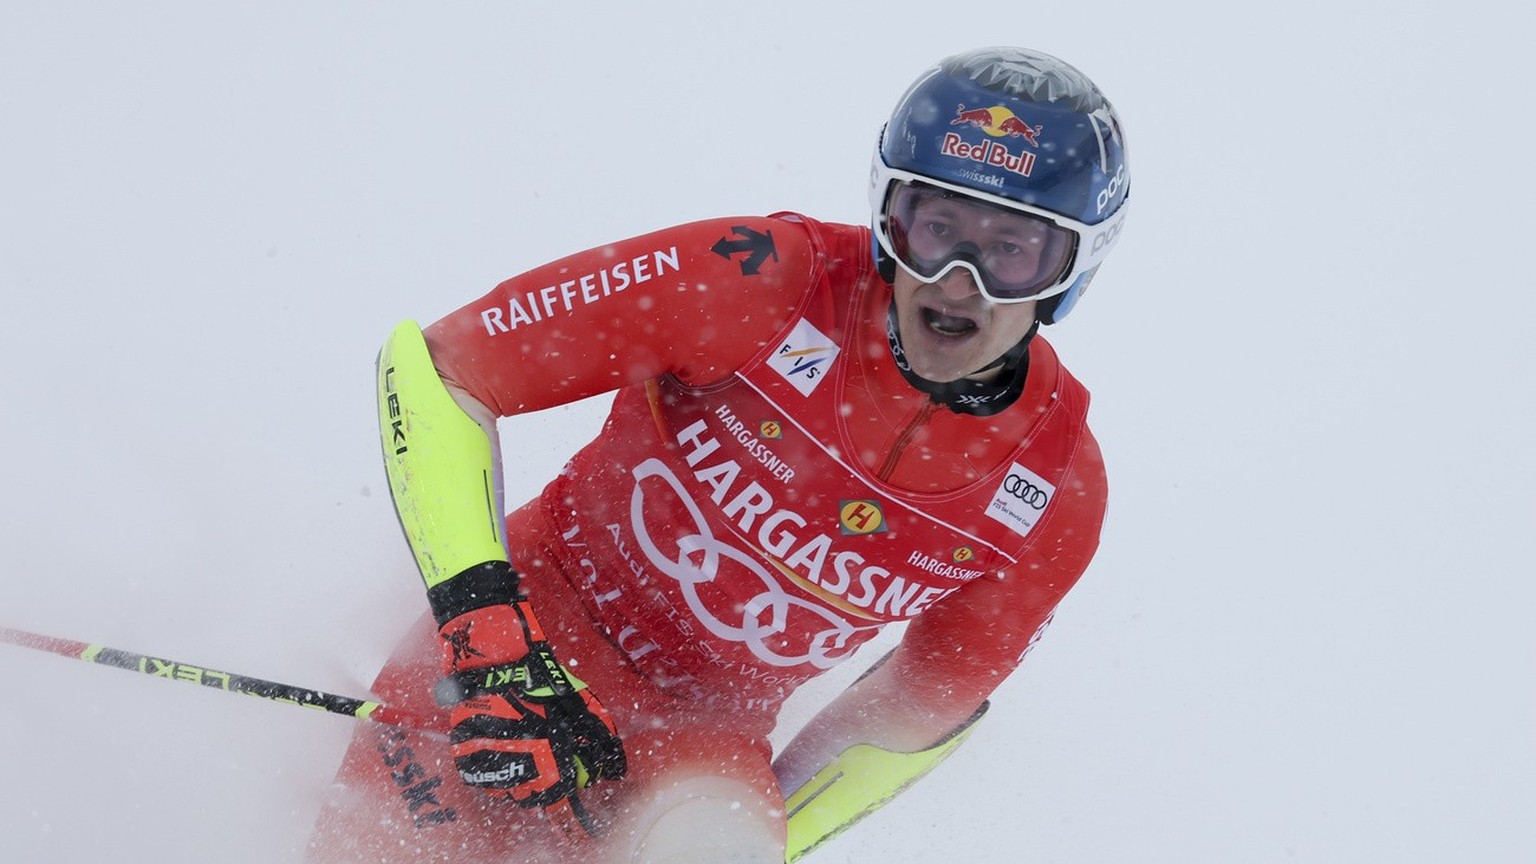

{"left": 711, "top": 226, "right": 779, "bottom": 275}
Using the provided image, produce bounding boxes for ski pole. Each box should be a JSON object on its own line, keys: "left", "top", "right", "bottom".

{"left": 1, "top": 624, "right": 603, "bottom": 836}
{"left": 0, "top": 625, "right": 445, "bottom": 732}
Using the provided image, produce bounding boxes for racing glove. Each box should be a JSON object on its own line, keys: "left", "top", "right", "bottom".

{"left": 438, "top": 601, "right": 626, "bottom": 808}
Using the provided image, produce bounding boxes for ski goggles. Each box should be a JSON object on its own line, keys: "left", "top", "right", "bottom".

{"left": 870, "top": 158, "right": 1125, "bottom": 304}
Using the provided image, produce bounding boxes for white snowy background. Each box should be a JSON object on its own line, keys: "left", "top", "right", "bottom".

{"left": 2, "top": 2, "right": 1532, "bottom": 862}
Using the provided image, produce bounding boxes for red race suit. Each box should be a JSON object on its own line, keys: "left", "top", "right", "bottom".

{"left": 308, "top": 213, "right": 1107, "bottom": 862}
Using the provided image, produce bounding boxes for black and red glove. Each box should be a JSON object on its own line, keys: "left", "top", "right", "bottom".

{"left": 438, "top": 602, "right": 626, "bottom": 808}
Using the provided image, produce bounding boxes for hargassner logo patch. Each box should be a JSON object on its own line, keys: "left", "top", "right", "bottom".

{"left": 838, "top": 500, "right": 887, "bottom": 536}
{"left": 985, "top": 462, "right": 1056, "bottom": 539}
{"left": 768, "top": 318, "right": 840, "bottom": 396}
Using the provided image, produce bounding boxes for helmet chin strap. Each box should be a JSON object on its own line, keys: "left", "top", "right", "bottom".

{"left": 885, "top": 303, "right": 1038, "bottom": 417}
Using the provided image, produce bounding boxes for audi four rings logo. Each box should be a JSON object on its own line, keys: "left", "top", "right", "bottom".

{"left": 1002, "top": 472, "right": 1050, "bottom": 509}
{"left": 986, "top": 461, "right": 1056, "bottom": 539}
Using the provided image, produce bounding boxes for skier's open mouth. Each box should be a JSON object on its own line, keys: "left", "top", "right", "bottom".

{"left": 921, "top": 307, "right": 979, "bottom": 338}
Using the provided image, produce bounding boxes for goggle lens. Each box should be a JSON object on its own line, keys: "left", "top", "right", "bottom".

{"left": 883, "top": 182, "right": 1078, "bottom": 302}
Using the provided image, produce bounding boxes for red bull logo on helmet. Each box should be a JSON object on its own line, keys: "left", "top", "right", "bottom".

{"left": 951, "top": 104, "right": 1043, "bottom": 146}
{"left": 941, "top": 103, "right": 1040, "bottom": 178}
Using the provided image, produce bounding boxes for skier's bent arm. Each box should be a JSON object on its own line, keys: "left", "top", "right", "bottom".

{"left": 375, "top": 218, "right": 813, "bottom": 807}
{"left": 769, "top": 590, "right": 1018, "bottom": 860}
{"left": 774, "top": 445, "right": 1106, "bottom": 855}
{"left": 771, "top": 566, "right": 1069, "bottom": 860}
{"left": 772, "top": 573, "right": 1036, "bottom": 797}
{"left": 376, "top": 320, "right": 627, "bottom": 808}
{"left": 377, "top": 319, "right": 511, "bottom": 606}
{"left": 378, "top": 215, "right": 815, "bottom": 620}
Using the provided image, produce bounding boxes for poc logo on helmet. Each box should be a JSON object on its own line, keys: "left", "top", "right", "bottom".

{"left": 1090, "top": 217, "right": 1125, "bottom": 256}
{"left": 1095, "top": 163, "right": 1127, "bottom": 215}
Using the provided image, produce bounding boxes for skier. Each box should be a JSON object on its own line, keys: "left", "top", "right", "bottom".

{"left": 309, "top": 46, "right": 1129, "bottom": 863}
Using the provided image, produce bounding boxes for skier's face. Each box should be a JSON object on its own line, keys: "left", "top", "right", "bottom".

{"left": 890, "top": 267, "right": 1038, "bottom": 383}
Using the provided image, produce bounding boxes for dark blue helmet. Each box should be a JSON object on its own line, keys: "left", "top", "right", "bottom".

{"left": 871, "top": 47, "right": 1129, "bottom": 323}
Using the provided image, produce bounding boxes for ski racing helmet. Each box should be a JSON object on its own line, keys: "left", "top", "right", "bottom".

{"left": 871, "top": 47, "right": 1129, "bottom": 324}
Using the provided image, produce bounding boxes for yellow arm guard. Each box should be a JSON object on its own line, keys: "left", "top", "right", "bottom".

{"left": 783, "top": 702, "right": 988, "bottom": 862}
{"left": 377, "top": 321, "right": 508, "bottom": 597}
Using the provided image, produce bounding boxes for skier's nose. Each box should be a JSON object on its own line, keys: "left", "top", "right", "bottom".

{"left": 937, "top": 268, "right": 982, "bottom": 301}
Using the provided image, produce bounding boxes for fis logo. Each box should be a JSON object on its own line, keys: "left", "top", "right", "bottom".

{"left": 768, "top": 318, "right": 840, "bottom": 396}
{"left": 951, "top": 104, "right": 1043, "bottom": 147}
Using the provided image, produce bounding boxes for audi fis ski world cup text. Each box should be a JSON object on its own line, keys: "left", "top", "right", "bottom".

{"left": 985, "top": 462, "right": 1057, "bottom": 539}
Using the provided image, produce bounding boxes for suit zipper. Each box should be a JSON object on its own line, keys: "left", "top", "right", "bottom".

{"left": 875, "top": 400, "right": 940, "bottom": 483}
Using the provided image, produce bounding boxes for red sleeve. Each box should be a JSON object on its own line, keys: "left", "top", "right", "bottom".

{"left": 887, "top": 427, "right": 1109, "bottom": 728}
{"left": 422, "top": 216, "right": 814, "bottom": 416}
